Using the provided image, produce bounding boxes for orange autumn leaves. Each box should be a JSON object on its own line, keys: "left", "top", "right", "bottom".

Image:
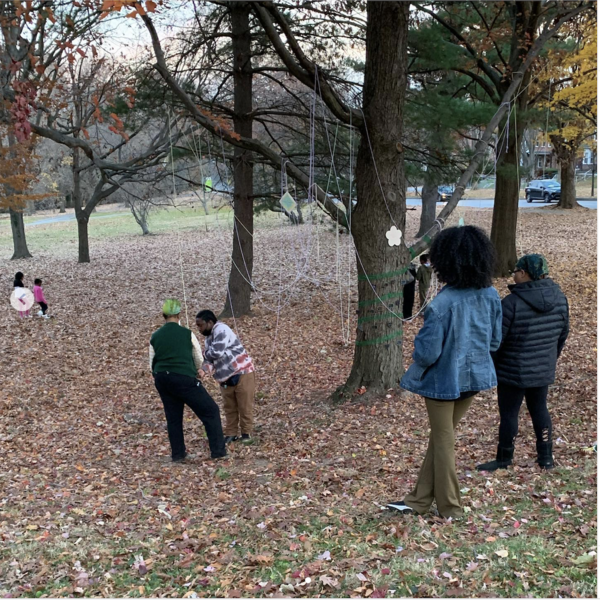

{"left": 100, "top": 0, "right": 158, "bottom": 18}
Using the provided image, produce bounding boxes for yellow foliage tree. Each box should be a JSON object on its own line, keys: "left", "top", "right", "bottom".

{"left": 547, "top": 23, "right": 597, "bottom": 208}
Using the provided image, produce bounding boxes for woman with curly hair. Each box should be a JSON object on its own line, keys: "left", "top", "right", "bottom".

{"left": 387, "top": 226, "right": 502, "bottom": 519}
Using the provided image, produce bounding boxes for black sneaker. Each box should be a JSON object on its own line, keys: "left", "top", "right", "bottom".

{"left": 172, "top": 452, "right": 188, "bottom": 463}
{"left": 241, "top": 434, "right": 252, "bottom": 444}
{"left": 211, "top": 453, "right": 228, "bottom": 461}
{"left": 224, "top": 436, "right": 240, "bottom": 444}
{"left": 386, "top": 500, "right": 415, "bottom": 514}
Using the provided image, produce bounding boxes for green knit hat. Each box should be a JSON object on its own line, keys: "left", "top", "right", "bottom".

{"left": 515, "top": 254, "right": 549, "bottom": 281}
{"left": 162, "top": 298, "right": 181, "bottom": 316}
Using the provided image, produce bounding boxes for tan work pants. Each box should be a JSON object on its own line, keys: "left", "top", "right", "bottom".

{"left": 404, "top": 396, "right": 473, "bottom": 518}
{"left": 220, "top": 372, "right": 255, "bottom": 436}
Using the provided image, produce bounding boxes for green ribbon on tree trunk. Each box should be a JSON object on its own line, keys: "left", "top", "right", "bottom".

{"left": 357, "top": 266, "right": 409, "bottom": 281}
{"left": 355, "top": 329, "right": 403, "bottom": 346}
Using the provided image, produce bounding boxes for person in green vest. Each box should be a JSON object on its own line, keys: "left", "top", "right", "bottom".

{"left": 149, "top": 299, "right": 226, "bottom": 462}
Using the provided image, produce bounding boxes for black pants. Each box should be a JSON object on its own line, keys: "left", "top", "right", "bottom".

{"left": 403, "top": 280, "right": 416, "bottom": 319}
{"left": 154, "top": 372, "right": 226, "bottom": 460}
{"left": 39, "top": 302, "right": 48, "bottom": 314}
{"left": 497, "top": 383, "right": 552, "bottom": 447}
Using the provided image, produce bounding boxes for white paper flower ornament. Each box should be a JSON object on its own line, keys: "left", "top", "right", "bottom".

{"left": 386, "top": 226, "right": 403, "bottom": 247}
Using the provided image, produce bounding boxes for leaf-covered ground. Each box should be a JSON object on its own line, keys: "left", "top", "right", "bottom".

{"left": 0, "top": 206, "right": 596, "bottom": 598}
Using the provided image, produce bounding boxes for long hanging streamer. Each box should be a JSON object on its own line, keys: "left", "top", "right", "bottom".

{"left": 167, "top": 108, "right": 189, "bottom": 328}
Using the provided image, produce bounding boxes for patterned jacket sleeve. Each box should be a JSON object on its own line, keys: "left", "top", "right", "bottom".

{"left": 204, "top": 327, "right": 228, "bottom": 363}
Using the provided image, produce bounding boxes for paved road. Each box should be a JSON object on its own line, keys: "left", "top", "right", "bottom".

{"left": 25, "top": 197, "right": 597, "bottom": 228}
{"left": 406, "top": 197, "right": 597, "bottom": 209}
{"left": 26, "top": 212, "right": 128, "bottom": 227}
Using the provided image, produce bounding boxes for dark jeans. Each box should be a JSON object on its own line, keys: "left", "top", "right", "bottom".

{"left": 403, "top": 280, "right": 416, "bottom": 319}
{"left": 497, "top": 383, "right": 551, "bottom": 447}
{"left": 154, "top": 371, "right": 226, "bottom": 459}
{"left": 39, "top": 302, "right": 48, "bottom": 314}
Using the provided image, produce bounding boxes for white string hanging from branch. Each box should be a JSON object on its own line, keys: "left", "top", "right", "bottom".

{"left": 167, "top": 108, "right": 189, "bottom": 328}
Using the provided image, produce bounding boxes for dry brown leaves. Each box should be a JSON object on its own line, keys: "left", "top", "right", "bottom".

{"left": 0, "top": 206, "right": 596, "bottom": 597}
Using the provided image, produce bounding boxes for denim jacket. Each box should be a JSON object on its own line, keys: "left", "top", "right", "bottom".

{"left": 400, "top": 285, "right": 502, "bottom": 400}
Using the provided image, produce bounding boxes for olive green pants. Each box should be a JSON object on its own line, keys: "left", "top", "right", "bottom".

{"left": 404, "top": 396, "right": 473, "bottom": 518}
{"left": 220, "top": 372, "right": 255, "bottom": 436}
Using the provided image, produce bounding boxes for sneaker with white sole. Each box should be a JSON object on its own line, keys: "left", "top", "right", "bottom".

{"left": 386, "top": 500, "right": 415, "bottom": 514}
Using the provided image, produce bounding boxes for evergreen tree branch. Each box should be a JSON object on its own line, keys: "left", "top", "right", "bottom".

{"left": 410, "top": 1, "right": 593, "bottom": 255}
{"left": 415, "top": 3, "right": 503, "bottom": 90}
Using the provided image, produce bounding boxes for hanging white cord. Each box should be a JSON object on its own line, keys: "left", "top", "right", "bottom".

{"left": 167, "top": 108, "right": 189, "bottom": 328}
{"left": 346, "top": 110, "right": 353, "bottom": 343}
{"left": 357, "top": 107, "right": 398, "bottom": 227}
{"left": 313, "top": 78, "right": 439, "bottom": 324}
{"left": 514, "top": 90, "right": 524, "bottom": 258}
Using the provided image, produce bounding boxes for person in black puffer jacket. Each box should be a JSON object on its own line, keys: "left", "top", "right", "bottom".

{"left": 478, "top": 254, "right": 569, "bottom": 471}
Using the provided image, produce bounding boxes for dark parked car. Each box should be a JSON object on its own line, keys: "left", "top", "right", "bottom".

{"left": 525, "top": 179, "right": 561, "bottom": 203}
{"left": 437, "top": 186, "right": 454, "bottom": 202}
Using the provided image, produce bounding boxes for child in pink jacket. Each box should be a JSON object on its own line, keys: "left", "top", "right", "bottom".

{"left": 33, "top": 278, "right": 49, "bottom": 317}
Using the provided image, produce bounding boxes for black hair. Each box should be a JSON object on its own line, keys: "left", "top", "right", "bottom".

{"left": 34, "top": 278, "right": 42, "bottom": 285}
{"left": 419, "top": 253, "right": 430, "bottom": 264}
{"left": 14, "top": 272, "right": 24, "bottom": 281}
{"left": 196, "top": 309, "right": 217, "bottom": 324}
{"left": 429, "top": 226, "right": 495, "bottom": 289}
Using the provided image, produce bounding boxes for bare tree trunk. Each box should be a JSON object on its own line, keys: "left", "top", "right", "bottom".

{"left": 490, "top": 96, "right": 527, "bottom": 277}
{"left": 490, "top": 4, "right": 540, "bottom": 277}
{"left": 9, "top": 207, "right": 32, "bottom": 259}
{"left": 199, "top": 193, "right": 210, "bottom": 215}
{"left": 7, "top": 132, "right": 32, "bottom": 259}
{"left": 417, "top": 180, "right": 438, "bottom": 237}
{"left": 77, "top": 215, "right": 90, "bottom": 263}
{"left": 337, "top": 1, "right": 410, "bottom": 399}
{"left": 221, "top": 2, "right": 254, "bottom": 318}
{"left": 558, "top": 153, "right": 577, "bottom": 208}
{"left": 72, "top": 147, "right": 90, "bottom": 263}
{"left": 59, "top": 197, "right": 66, "bottom": 213}
{"left": 130, "top": 203, "right": 151, "bottom": 234}
{"left": 490, "top": 129, "right": 519, "bottom": 276}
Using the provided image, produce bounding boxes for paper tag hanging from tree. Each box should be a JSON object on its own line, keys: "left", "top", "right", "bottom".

{"left": 280, "top": 191, "right": 297, "bottom": 213}
{"left": 386, "top": 225, "right": 403, "bottom": 246}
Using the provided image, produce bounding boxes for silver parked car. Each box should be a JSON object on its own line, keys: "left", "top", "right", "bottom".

{"left": 525, "top": 179, "right": 561, "bottom": 203}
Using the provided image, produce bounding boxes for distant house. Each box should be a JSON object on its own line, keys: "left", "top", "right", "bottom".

{"left": 577, "top": 144, "right": 596, "bottom": 171}
{"left": 532, "top": 140, "right": 596, "bottom": 177}
{"left": 532, "top": 141, "right": 558, "bottom": 176}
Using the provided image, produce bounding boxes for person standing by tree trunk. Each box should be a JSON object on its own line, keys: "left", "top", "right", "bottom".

{"left": 196, "top": 310, "right": 256, "bottom": 445}
{"left": 150, "top": 299, "right": 227, "bottom": 462}
{"left": 402, "top": 264, "right": 417, "bottom": 319}
{"left": 416, "top": 253, "right": 433, "bottom": 309}
{"left": 478, "top": 254, "right": 569, "bottom": 471}
{"left": 388, "top": 227, "right": 501, "bottom": 519}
